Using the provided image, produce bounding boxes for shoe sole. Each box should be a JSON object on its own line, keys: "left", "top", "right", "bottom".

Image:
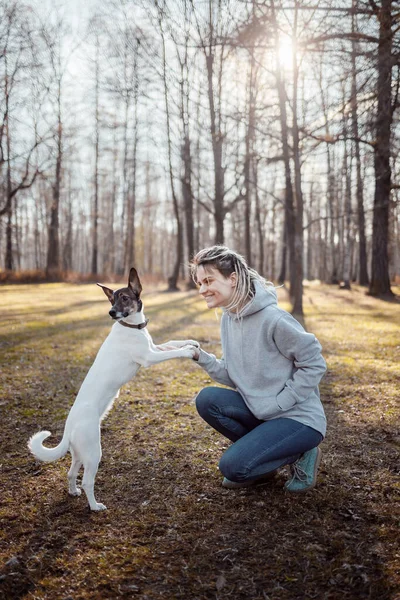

{"left": 222, "top": 471, "right": 278, "bottom": 489}
{"left": 284, "top": 447, "right": 322, "bottom": 494}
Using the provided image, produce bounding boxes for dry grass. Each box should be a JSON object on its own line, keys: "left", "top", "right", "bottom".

{"left": 0, "top": 282, "right": 399, "bottom": 600}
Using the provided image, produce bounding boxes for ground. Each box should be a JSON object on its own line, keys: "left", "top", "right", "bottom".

{"left": 0, "top": 281, "right": 399, "bottom": 600}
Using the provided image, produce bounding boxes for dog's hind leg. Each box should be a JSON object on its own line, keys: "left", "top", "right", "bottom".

{"left": 81, "top": 448, "right": 106, "bottom": 511}
{"left": 82, "top": 461, "right": 106, "bottom": 511}
{"left": 68, "top": 448, "right": 82, "bottom": 497}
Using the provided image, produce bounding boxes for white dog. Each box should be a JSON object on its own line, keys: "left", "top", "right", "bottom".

{"left": 28, "top": 268, "right": 198, "bottom": 511}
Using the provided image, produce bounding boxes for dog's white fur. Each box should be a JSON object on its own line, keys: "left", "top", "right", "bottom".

{"left": 28, "top": 273, "right": 198, "bottom": 511}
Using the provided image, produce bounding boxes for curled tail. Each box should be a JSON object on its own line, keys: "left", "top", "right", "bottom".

{"left": 28, "top": 430, "right": 69, "bottom": 462}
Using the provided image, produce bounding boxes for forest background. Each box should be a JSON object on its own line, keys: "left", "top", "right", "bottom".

{"left": 1, "top": 2, "right": 400, "bottom": 597}
{"left": 1, "top": 0, "right": 400, "bottom": 314}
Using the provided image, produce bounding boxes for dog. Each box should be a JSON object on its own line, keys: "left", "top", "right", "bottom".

{"left": 28, "top": 268, "right": 199, "bottom": 511}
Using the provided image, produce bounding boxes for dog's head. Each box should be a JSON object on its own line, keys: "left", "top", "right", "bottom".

{"left": 97, "top": 268, "right": 143, "bottom": 319}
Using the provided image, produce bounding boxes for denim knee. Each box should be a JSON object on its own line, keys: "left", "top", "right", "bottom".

{"left": 219, "top": 449, "right": 247, "bottom": 483}
{"left": 195, "top": 387, "right": 218, "bottom": 419}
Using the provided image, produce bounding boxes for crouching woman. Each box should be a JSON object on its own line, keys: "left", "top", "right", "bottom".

{"left": 190, "top": 246, "right": 327, "bottom": 492}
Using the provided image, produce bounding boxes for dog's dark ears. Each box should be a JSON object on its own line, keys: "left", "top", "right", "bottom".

{"left": 128, "top": 267, "right": 142, "bottom": 296}
{"left": 97, "top": 283, "right": 114, "bottom": 303}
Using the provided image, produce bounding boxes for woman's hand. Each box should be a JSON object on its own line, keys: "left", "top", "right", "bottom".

{"left": 191, "top": 347, "right": 200, "bottom": 361}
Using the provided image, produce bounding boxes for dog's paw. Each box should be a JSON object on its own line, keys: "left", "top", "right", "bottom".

{"left": 186, "top": 340, "right": 200, "bottom": 348}
{"left": 181, "top": 345, "right": 199, "bottom": 359}
{"left": 91, "top": 502, "right": 107, "bottom": 511}
{"left": 69, "top": 488, "right": 82, "bottom": 497}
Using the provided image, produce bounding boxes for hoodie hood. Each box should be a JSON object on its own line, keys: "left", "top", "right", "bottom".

{"left": 226, "top": 280, "right": 278, "bottom": 320}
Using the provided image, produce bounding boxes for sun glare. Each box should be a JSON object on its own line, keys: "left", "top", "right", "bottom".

{"left": 278, "top": 36, "right": 294, "bottom": 70}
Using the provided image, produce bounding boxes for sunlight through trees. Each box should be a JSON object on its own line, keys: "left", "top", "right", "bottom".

{"left": 0, "top": 0, "right": 399, "bottom": 310}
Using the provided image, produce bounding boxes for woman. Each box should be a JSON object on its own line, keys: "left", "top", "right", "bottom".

{"left": 190, "top": 245, "right": 327, "bottom": 492}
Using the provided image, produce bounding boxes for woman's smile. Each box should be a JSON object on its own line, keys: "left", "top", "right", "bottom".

{"left": 196, "top": 265, "right": 236, "bottom": 309}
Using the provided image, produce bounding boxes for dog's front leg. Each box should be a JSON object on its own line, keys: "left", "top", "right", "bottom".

{"left": 156, "top": 340, "right": 200, "bottom": 350}
{"left": 140, "top": 345, "right": 197, "bottom": 367}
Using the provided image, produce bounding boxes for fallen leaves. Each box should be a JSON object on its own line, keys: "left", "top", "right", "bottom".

{"left": 0, "top": 283, "right": 399, "bottom": 599}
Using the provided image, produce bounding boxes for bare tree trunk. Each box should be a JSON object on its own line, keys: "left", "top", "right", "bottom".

{"left": 47, "top": 77, "right": 62, "bottom": 275}
{"left": 341, "top": 119, "right": 352, "bottom": 290}
{"left": 290, "top": 1, "right": 304, "bottom": 316}
{"left": 351, "top": 2, "right": 369, "bottom": 286}
{"left": 327, "top": 152, "right": 339, "bottom": 284}
{"left": 175, "top": 6, "right": 195, "bottom": 287}
{"left": 91, "top": 35, "right": 100, "bottom": 275}
{"left": 243, "top": 31, "right": 256, "bottom": 265}
{"left": 119, "top": 91, "right": 129, "bottom": 275}
{"left": 5, "top": 210, "right": 13, "bottom": 270}
{"left": 270, "top": 201, "right": 278, "bottom": 281}
{"left": 107, "top": 125, "right": 118, "bottom": 275}
{"left": 278, "top": 219, "right": 287, "bottom": 285}
{"left": 191, "top": 0, "right": 237, "bottom": 245}
{"left": 369, "top": 0, "right": 394, "bottom": 297}
{"left": 181, "top": 133, "right": 196, "bottom": 286}
{"left": 34, "top": 193, "right": 42, "bottom": 269}
{"left": 4, "top": 54, "right": 13, "bottom": 270}
{"left": 253, "top": 159, "right": 264, "bottom": 275}
{"left": 317, "top": 55, "right": 339, "bottom": 284}
{"left": 63, "top": 172, "right": 73, "bottom": 271}
{"left": 205, "top": 51, "right": 224, "bottom": 244}
{"left": 317, "top": 193, "right": 325, "bottom": 282}
{"left": 306, "top": 184, "right": 313, "bottom": 281}
{"left": 45, "top": 25, "right": 65, "bottom": 277}
{"left": 124, "top": 38, "right": 139, "bottom": 274}
{"left": 271, "top": 1, "right": 296, "bottom": 294}
{"left": 158, "top": 5, "right": 182, "bottom": 290}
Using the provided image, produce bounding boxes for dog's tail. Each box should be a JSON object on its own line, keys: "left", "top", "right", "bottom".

{"left": 28, "top": 430, "right": 69, "bottom": 462}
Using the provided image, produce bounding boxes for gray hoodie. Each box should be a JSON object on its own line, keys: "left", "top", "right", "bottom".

{"left": 197, "top": 281, "right": 327, "bottom": 437}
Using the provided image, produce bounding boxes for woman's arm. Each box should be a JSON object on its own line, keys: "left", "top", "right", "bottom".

{"left": 194, "top": 348, "right": 236, "bottom": 388}
{"left": 273, "top": 314, "right": 327, "bottom": 410}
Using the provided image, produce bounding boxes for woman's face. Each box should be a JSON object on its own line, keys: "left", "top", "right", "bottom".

{"left": 196, "top": 265, "right": 236, "bottom": 309}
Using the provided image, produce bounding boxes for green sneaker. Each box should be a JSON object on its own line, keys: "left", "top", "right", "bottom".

{"left": 284, "top": 447, "right": 322, "bottom": 493}
{"left": 222, "top": 471, "right": 277, "bottom": 489}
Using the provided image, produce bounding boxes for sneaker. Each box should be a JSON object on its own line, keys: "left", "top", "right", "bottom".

{"left": 284, "top": 447, "right": 322, "bottom": 493}
{"left": 222, "top": 471, "right": 277, "bottom": 489}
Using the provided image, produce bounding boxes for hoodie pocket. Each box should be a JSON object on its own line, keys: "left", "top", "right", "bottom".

{"left": 276, "top": 388, "right": 297, "bottom": 411}
{"left": 246, "top": 395, "right": 282, "bottom": 420}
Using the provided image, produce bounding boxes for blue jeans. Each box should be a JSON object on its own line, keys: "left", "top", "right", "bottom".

{"left": 196, "top": 387, "right": 323, "bottom": 483}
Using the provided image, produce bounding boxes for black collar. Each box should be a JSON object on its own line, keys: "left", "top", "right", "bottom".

{"left": 118, "top": 318, "right": 149, "bottom": 330}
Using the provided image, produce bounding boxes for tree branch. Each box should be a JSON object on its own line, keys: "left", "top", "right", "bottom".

{"left": 302, "top": 32, "right": 379, "bottom": 47}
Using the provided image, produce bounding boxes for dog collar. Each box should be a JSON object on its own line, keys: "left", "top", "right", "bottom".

{"left": 118, "top": 318, "right": 149, "bottom": 330}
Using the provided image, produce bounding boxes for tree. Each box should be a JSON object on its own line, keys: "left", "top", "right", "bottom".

{"left": 40, "top": 13, "right": 70, "bottom": 276}
{"left": 156, "top": 0, "right": 183, "bottom": 290}
{"left": 0, "top": 1, "right": 44, "bottom": 270}
{"left": 270, "top": 0, "right": 302, "bottom": 312}
{"left": 165, "top": 0, "right": 196, "bottom": 286}
{"left": 350, "top": 0, "right": 369, "bottom": 286}
{"left": 190, "top": 0, "right": 246, "bottom": 245}
{"left": 2, "top": 0, "right": 399, "bottom": 291}
{"left": 369, "top": 0, "right": 394, "bottom": 296}
{"left": 91, "top": 24, "right": 101, "bottom": 275}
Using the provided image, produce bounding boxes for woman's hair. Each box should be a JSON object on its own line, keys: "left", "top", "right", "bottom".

{"left": 190, "top": 245, "right": 273, "bottom": 314}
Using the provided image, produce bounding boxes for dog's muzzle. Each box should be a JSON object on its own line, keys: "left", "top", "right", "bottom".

{"left": 109, "top": 309, "right": 129, "bottom": 319}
